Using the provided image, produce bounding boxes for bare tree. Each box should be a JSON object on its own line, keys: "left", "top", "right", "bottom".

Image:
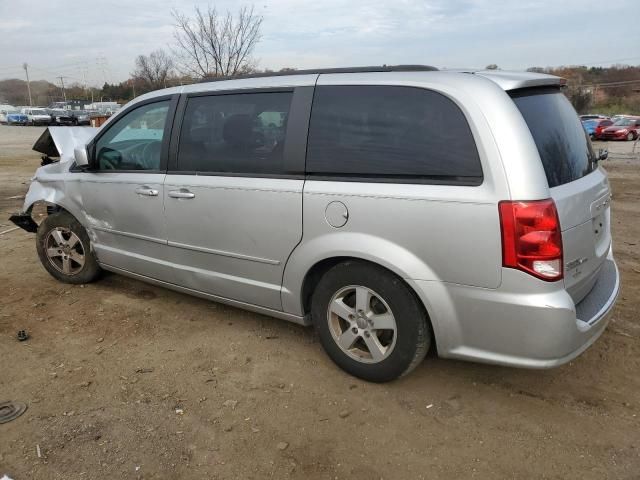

{"left": 172, "top": 5, "right": 263, "bottom": 79}
{"left": 132, "top": 49, "right": 175, "bottom": 90}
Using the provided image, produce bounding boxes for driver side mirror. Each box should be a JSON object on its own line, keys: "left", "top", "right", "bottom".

{"left": 74, "top": 146, "right": 90, "bottom": 168}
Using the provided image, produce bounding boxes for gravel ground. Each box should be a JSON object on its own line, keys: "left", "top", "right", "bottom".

{"left": 0, "top": 125, "right": 639, "bottom": 479}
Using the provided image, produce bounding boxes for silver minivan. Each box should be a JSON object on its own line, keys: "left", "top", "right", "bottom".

{"left": 11, "top": 66, "right": 620, "bottom": 382}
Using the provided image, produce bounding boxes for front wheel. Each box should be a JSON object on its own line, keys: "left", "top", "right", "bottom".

{"left": 312, "top": 261, "right": 431, "bottom": 382}
{"left": 627, "top": 132, "right": 635, "bottom": 141}
{"left": 36, "top": 211, "right": 101, "bottom": 284}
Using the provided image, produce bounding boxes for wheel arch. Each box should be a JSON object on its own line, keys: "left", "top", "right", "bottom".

{"left": 22, "top": 179, "right": 87, "bottom": 228}
{"left": 282, "top": 231, "right": 444, "bottom": 336}
{"left": 296, "top": 255, "right": 439, "bottom": 353}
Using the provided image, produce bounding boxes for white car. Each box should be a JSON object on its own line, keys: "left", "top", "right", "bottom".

{"left": 21, "top": 107, "right": 51, "bottom": 126}
{"left": 0, "top": 105, "right": 16, "bottom": 124}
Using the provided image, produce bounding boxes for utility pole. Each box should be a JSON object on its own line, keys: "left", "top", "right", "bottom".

{"left": 82, "top": 67, "right": 89, "bottom": 98}
{"left": 58, "top": 76, "right": 67, "bottom": 102}
{"left": 22, "top": 63, "right": 32, "bottom": 106}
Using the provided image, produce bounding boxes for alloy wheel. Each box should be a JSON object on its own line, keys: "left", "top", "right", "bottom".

{"left": 44, "top": 227, "right": 85, "bottom": 275}
{"left": 327, "top": 285, "right": 397, "bottom": 363}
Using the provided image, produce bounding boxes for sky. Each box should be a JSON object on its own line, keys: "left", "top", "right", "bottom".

{"left": 0, "top": 0, "right": 638, "bottom": 87}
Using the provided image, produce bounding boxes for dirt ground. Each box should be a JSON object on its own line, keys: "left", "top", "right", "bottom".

{"left": 0, "top": 125, "right": 639, "bottom": 480}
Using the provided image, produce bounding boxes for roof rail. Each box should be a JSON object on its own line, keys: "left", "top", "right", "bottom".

{"left": 198, "top": 65, "right": 439, "bottom": 83}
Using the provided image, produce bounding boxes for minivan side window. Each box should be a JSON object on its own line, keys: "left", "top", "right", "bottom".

{"left": 94, "top": 101, "right": 170, "bottom": 171}
{"left": 306, "top": 86, "right": 482, "bottom": 184}
{"left": 176, "top": 92, "right": 292, "bottom": 175}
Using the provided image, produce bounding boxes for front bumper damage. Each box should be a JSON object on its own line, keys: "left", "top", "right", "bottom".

{"left": 8, "top": 126, "right": 98, "bottom": 234}
{"left": 9, "top": 211, "right": 38, "bottom": 233}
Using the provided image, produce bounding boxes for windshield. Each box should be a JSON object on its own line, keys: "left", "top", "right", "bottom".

{"left": 612, "top": 118, "right": 633, "bottom": 126}
{"left": 511, "top": 88, "right": 596, "bottom": 188}
{"left": 31, "top": 109, "right": 47, "bottom": 115}
{"left": 582, "top": 120, "right": 598, "bottom": 127}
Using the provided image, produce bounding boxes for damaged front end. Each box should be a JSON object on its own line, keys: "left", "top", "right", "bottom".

{"left": 9, "top": 212, "right": 38, "bottom": 233}
{"left": 9, "top": 126, "right": 98, "bottom": 233}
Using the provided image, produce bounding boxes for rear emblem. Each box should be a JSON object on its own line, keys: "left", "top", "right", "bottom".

{"left": 566, "top": 257, "right": 588, "bottom": 270}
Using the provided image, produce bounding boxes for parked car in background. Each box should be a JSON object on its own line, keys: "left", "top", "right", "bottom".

{"left": 49, "top": 109, "right": 76, "bottom": 126}
{"left": 599, "top": 116, "right": 640, "bottom": 141}
{"left": 5, "top": 111, "right": 28, "bottom": 125}
{"left": 0, "top": 105, "right": 16, "bottom": 124}
{"left": 580, "top": 114, "right": 609, "bottom": 121}
{"left": 610, "top": 114, "right": 634, "bottom": 122}
{"left": 22, "top": 107, "right": 52, "bottom": 126}
{"left": 582, "top": 118, "right": 613, "bottom": 139}
{"left": 72, "top": 110, "right": 91, "bottom": 126}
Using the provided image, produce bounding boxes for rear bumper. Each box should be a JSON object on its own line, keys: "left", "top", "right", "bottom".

{"left": 412, "top": 252, "right": 619, "bottom": 368}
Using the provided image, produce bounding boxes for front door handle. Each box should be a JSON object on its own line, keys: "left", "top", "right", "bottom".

{"left": 168, "top": 189, "right": 196, "bottom": 199}
{"left": 135, "top": 186, "right": 159, "bottom": 196}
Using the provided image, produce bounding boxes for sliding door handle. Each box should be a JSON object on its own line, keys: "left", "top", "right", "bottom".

{"left": 135, "top": 186, "right": 159, "bottom": 196}
{"left": 168, "top": 189, "right": 195, "bottom": 199}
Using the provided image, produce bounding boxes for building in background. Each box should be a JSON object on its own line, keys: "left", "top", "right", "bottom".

{"left": 48, "top": 100, "right": 92, "bottom": 110}
{"left": 84, "top": 101, "right": 120, "bottom": 113}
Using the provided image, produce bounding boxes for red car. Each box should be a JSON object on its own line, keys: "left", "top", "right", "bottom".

{"left": 599, "top": 116, "right": 640, "bottom": 141}
{"left": 590, "top": 119, "right": 613, "bottom": 139}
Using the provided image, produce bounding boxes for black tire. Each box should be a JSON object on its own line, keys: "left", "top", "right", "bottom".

{"left": 36, "top": 211, "right": 101, "bottom": 284}
{"left": 627, "top": 132, "right": 635, "bottom": 141}
{"left": 311, "top": 261, "right": 431, "bottom": 382}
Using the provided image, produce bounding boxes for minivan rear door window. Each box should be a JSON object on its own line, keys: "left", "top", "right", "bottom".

{"left": 306, "top": 85, "right": 483, "bottom": 185}
{"left": 511, "top": 88, "right": 596, "bottom": 188}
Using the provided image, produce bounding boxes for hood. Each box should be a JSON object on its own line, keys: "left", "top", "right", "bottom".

{"left": 603, "top": 125, "right": 629, "bottom": 132}
{"left": 32, "top": 126, "right": 98, "bottom": 162}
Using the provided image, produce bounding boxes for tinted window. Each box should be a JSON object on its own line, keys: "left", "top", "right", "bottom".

{"left": 95, "top": 101, "right": 170, "bottom": 171}
{"left": 306, "top": 86, "right": 482, "bottom": 183}
{"left": 511, "top": 89, "right": 596, "bottom": 188}
{"left": 177, "top": 92, "right": 292, "bottom": 174}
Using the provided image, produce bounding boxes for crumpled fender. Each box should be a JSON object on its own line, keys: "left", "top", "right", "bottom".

{"left": 22, "top": 176, "right": 68, "bottom": 212}
{"left": 12, "top": 174, "right": 89, "bottom": 234}
{"left": 13, "top": 126, "right": 99, "bottom": 231}
{"left": 33, "top": 126, "right": 98, "bottom": 162}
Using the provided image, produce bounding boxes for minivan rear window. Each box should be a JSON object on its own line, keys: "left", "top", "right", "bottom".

{"left": 511, "top": 88, "right": 596, "bottom": 188}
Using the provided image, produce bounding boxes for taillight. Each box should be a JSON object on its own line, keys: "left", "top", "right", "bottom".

{"left": 499, "top": 199, "right": 563, "bottom": 281}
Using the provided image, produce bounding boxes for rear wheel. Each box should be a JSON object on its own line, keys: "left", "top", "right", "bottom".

{"left": 627, "top": 132, "right": 635, "bottom": 141}
{"left": 311, "top": 261, "right": 430, "bottom": 382}
{"left": 36, "top": 211, "right": 101, "bottom": 284}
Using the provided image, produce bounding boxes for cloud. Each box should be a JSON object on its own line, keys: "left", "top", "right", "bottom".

{"left": 0, "top": 0, "right": 636, "bottom": 85}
